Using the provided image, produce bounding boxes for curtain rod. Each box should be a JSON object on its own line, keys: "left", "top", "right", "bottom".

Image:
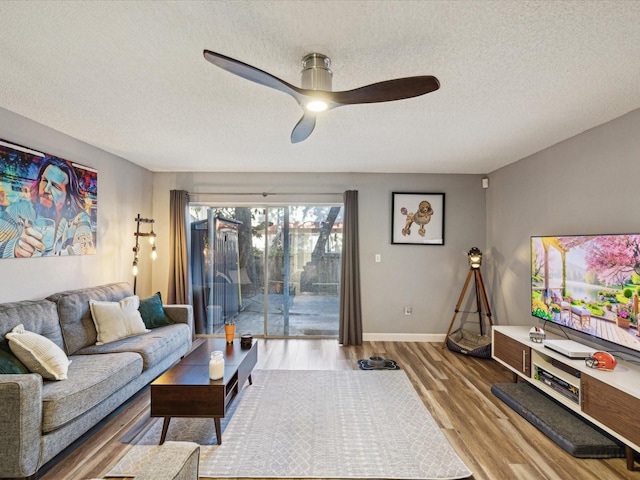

{"left": 188, "top": 191, "right": 343, "bottom": 197}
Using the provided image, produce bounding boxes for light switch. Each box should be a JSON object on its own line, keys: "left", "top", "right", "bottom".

{"left": 375, "top": 254, "right": 381, "bottom": 263}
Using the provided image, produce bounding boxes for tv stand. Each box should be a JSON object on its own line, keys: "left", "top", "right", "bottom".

{"left": 492, "top": 326, "right": 640, "bottom": 470}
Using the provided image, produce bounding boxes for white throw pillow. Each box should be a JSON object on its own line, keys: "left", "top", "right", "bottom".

{"left": 89, "top": 296, "right": 150, "bottom": 345}
{"left": 5, "top": 324, "right": 71, "bottom": 380}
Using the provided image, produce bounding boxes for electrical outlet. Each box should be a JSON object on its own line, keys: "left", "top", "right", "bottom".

{"left": 404, "top": 306, "right": 412, "bottom": 315}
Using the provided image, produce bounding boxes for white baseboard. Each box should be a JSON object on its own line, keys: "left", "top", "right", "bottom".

{"left": 197, "top": 333, "right": 447, "bottom": 342}
{"left": 363, "top": 333, "right": 446, "bottom": 342}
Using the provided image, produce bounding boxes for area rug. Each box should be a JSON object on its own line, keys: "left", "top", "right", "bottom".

{"left": 108, "top": 369, "right": 472, "bottom": 479}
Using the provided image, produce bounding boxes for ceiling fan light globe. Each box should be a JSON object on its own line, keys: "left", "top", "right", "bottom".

{"left": 306, "top": 100, "right": 329, "bottom": 112}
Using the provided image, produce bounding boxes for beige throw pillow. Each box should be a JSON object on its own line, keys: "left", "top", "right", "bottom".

{"left": 89, "top": 296, "right": 150, "bottom": 345}
{"left": 5, "top": 324, "right": 71, "bottom": 380}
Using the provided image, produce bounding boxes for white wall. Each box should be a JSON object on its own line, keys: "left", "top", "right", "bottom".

{"left": 151, "top": 171, "right": 486, "bottom": 338}
{"left": 486, "top": 108, "right": 640, "bottom": 332}
{"left": 0, "top": 108, "right": 154, "bottom": 302}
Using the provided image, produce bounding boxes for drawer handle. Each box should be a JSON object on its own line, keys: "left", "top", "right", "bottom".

{"left": 522, "top": 350, "right": 528, "bottom": 372}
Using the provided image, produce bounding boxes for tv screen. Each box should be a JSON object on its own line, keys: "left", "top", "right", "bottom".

{"left": 531, "top": 234, "right": 640, "bottom": 355}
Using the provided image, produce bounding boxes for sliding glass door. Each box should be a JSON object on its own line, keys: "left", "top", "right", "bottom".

{"left": 189, "top": 204, "right": 342, "bottom": 338}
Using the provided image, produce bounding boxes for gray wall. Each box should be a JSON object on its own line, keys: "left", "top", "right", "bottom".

{"left": 0, "top": 107, "right": 154, "bottom": 302}
{"left": 7, "top": 99, "right": 638, "bottom": 339}
{"left": 486, "top": 108, "right": 640, "bottom": 334}
{"left": 151, "top": 172, "right": 486, "bottom": 339}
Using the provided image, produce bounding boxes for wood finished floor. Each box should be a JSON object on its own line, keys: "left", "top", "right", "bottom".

{"left": 38, "top": 339, "right": 640, "bottom": 480}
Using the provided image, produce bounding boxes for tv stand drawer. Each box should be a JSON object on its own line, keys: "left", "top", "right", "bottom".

{"left": 582, "top": 374, "right": 640, "bottom": 447}
{"left": 493, "top": 330, "right": 531, "bottom": 376}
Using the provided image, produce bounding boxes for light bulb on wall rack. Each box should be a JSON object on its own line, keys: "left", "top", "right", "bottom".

{"left": 132, "top": 258, "right": 139, "bottom": 276}
{"left": 151, "top": 245, "right": 157, "bottom": 260}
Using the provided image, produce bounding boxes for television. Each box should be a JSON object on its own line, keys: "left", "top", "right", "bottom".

{"left": 531, "top": 234, "right": 640, "bottom": 356}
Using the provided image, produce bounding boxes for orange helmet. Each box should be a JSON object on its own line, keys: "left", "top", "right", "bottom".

{"left": 585, "top": 351, "right": 617, "bottom": 371}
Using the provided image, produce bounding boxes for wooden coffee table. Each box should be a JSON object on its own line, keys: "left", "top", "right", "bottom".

{"left": 150, "top": 338, "right": 258, "bottom": 445}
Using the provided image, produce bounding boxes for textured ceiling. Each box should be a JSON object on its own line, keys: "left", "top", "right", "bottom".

{"left": 0, "top": 1, "right": 639, "bottom": 174}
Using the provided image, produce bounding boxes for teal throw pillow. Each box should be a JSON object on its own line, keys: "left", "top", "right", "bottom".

{"left": 0, "top": 339, "right": 30, "bottom": 374}
{"left": 138, "top": 292, "right": 173, "bottom": 329}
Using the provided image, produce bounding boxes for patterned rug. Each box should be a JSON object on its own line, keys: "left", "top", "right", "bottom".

{"left": 107, "top": 369, "right": 472, "bottom": 479}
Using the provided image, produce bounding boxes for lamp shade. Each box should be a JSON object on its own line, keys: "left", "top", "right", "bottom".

{"left": 468, "top": 247, "right": 482, "bottom": 269}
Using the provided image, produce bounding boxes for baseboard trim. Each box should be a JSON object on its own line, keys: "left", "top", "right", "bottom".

{"left": 197, "top": 333, "right": 447, "bottom": 342}
{"left": 363, "top": 333, "right": 446, "bottom": 342}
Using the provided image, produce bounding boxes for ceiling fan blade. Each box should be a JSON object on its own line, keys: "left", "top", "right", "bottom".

{"left": 203, "top": 50, "right": 305, "bottom": 102}
{"left": 291, "top": 112, "right": 317, "bottom": 143}
{"left": 329, "top": 76, "right": 440, "bottom": 105}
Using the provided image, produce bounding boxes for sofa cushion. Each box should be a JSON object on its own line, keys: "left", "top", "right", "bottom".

{"left": 89, "top": 296, "right": 149, "bottom": 345}
{"left": 76, "top": 323, "right": 191, "bottom": 370}
{"left": 139, "top": 292, "right": 174, "bottom": 329}
{"left": 6, "top": 324, "right": 71, "bottom": 380}
{"left": 0, "top": 299, "right": 64, "bottom": 349}
{"left": 0, "top": 339, "right": 29, "bottom": 374}
{"left": 41, "top": 351, "right": 143, "bottom": 432}
{"left": 47, "top": 283, "right": 133, "bottom": 355}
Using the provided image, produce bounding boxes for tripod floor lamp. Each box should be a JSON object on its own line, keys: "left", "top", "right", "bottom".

{"left": 442, "top": 247, "right": 493, "bottom": 350}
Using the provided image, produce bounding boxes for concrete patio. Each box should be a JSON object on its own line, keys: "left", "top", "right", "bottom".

{"left": 208, "top": 293, "right": 340, "bottom": 338}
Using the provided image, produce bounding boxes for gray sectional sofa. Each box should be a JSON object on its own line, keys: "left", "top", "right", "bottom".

{"left": 0, "top": 282, "right": 193, "bottom": 480}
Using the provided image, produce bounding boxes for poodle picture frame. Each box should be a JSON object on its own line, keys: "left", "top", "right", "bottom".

{"left": 391, "top": 192, "right": 445, "bottom": 245}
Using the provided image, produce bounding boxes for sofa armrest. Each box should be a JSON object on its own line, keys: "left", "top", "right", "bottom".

{"left": 164, "top": 304, "right": 195, "bottom": 338}
{"left": 0, "top": 374, "right": 43, "bottom": 478}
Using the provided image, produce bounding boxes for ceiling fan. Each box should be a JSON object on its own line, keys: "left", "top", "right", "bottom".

{"left": 203, "top": 50, "right": 440, "bottom": 143}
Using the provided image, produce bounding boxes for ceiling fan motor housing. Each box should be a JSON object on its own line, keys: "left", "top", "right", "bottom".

{"left": 301, "top": 53, "right": 332, "bottom": 91}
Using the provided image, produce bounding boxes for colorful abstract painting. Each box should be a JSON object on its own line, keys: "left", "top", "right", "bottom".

{"left": 0, "top": 138, "right": 97, "bottom": 258}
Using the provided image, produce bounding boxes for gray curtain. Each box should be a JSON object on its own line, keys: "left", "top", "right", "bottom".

{"left": 168, "top": 190, "right": 190, "bottom": 305}
{"left": 339, "top": 190, "right": 363, "bottom": 345}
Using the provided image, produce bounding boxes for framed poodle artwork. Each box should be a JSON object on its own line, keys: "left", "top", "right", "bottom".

{"left": 391, "top": 192, "right": 445, "bottom": 245}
